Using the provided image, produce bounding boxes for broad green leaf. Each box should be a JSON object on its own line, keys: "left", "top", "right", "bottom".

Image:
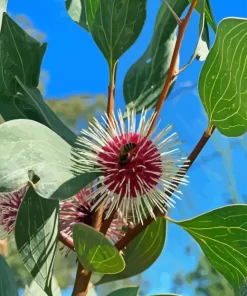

{"left": 73, "top": 223, "right": 125, "bottom": 274}
{"left": 97, "top": 217, "right": 166, "bottom": 285}
{"left": 0, "top": 14, "right": 44, "bottom": 101}
{"left": 0, "top": 254, "right": 18, "bottom": 296}
{"left": 106, "top": 286, "right": 140, "bottom": 296}
{"left": 0, "top": 14, "right": 76, "bottom": 146}
{"left": 198, "top": 18, "right": 247, "bottom": 137}
{"left": 23, "top": 277, "right": 61, "bottom": 296}
{"left": 15, "top": 187, "right": 59, "bottom": 295}
{"left": 0, "top": 119, "right": 99, "bottom": 199}
{"left": 172, "top": 205, "right": 247, "bottom": 294}
{"left": 123, "top": 0, "right": 188, "bottom": 114}
{"left": 65, "top": 0, "right": 89, "bottom": 32}
{"left": 190, "top": 0, "right": 217, "bottom": 32}
{"left": 84, "top": 0, "right": 147, "bottom": 62}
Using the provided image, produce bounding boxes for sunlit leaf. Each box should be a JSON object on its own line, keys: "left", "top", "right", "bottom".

{"left": 198, "top": 17, "right": 247, "bottom": 137}
{"left": 173, "top": 205, "right": 247, "bottom": 295}
{"left": 0, "top": 254, "right": 18, "bottom": 296}
{"left": 97, "top": 218, "right": 166, "bottom": 284}
{"left": 73, "top": 223, "right": 125, "bottom": 274}
{"left": 123, "top": 0, "right": 188, "bottom": 113}
{"left": 65, "top": 0, "right": 89, "bottom": 31}
{"left": 15, "top": 187, "right": 59, "bottom": 295}
{"left": 0, "top": 119, "right": 99, "bottom": 199}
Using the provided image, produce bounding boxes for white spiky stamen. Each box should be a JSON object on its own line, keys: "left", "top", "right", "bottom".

{"left": 72, "top": 108, "right": 189, "bottom": 224}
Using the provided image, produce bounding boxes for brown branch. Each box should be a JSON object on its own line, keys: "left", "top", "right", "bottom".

{"left": 72, "top": 263, "right": 92, "bottom": 296}
{"left": 72, "top": 61, "right": 118, "bottom": 296}
{"left": 114, "top": 125, "right": 215, "bottom": 250}
{"left": 0, "top": 238, "right": 7, "bottom": 257}
{"left": 147, "top": 0, "right": 199, "bottom": 136}
{"left": 107, "top": 61, "right": 117, "bottom": 125}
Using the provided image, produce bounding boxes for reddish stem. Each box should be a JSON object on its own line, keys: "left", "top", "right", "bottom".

{"left": 147, "top": 0, "right": 199, "bottom": 136}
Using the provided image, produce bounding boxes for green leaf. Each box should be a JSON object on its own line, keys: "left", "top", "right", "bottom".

{"left": 106, "top": 286, "right": 140, "bottom": 296}
{"left": 0, "top": 254, "right": 18, "bottom": 296}
{"left": 0, "top": 14, "right": 44, "bottom": 98}
{"left": 97, "top": 217, "right": 166, "bottom": 285}
{"left": 186, "top": 0, "right": 210, "bottom": 64}
{"left": 73, "top": 223, "right": 125, "bottom": 274}
{"left": 123, "top": 0, "right": 188, "bottom": 114}
{"left": 204, "top": 0, "right": 216, "bottom": 32}
{"left": 0, "top": 119, "right": 99, "bottom": 199}
{"left": 172, "top": 205, "right": 247, "bottom": 294}
{"left": 0, "top": 14, "right": 76, "bottom": 146}
{"left": 15, "top": 187, "right": 59, "bottom": 295}
{"left": 23, "top": 277, "right": 61, "bottom": 296}
{"left": 84, "top": 0, "right": 147, "bottom": 62}
{"left": 14, "top": 78, "right": 76, "bottom": 145}
{"left": 190, "top": 0, "right": 217, "bottom": 33}
{"left": 198, "top": 17, "right": 247, "bottom": 137}
{"left": 0, "top": 0, "right": 7, "bottom": 30}
{"left": 65, "top": 0, "right": 89, "bottom": 32}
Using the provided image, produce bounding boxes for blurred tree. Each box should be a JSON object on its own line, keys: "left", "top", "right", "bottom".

{"left": 172, "top": 254, "right": 234, "bottom": 296}
{"left": 94, "top": 275, "right": 149, "bottom": 296}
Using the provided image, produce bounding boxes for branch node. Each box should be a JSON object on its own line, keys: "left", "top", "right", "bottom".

{"left": 165, "top": 1, "right": 182, "bottom": 26}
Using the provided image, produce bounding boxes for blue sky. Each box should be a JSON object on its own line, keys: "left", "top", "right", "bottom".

{"left": 9, "top": 0, "right": 247, "bottom": 295}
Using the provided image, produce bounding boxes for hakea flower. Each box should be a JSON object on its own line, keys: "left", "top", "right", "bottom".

{"left": 59, "top": 187, "right": 125, "bottom": 255}
{"left": 0, "top": 187, "right": 28, "bottom": 239}
{"left": 72, "top": 108, "right": 189, "bottom": 224}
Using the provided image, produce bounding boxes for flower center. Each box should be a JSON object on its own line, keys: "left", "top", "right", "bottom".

{"left": 98, "top": 133, "right": 162, "bottom": 198}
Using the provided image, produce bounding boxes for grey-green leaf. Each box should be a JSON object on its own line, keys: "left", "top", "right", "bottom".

{"left": 15, "top": 78, "right": 76, "bottom": 145}
{"left": 198, "top": 17, "right": 247, "bottom": 137}
{"left": 106, "top": 286, "right": 140, "bottom": 296}
{"left": 97, "top": 217, "right": 166, "bottom": 285}
{"left": 84, "top": 0, "right": 147, "bottom": 62}
{"left": 22, "top": 277, "right": 61, "bottom": 296}
{"left": 73, "top": 223, "right": 125, "bottom": 274}
{"left": 173, "top": 205, "right": 247, "bottom": 295}
{"left": 15, "top": 187, "right": 59, "bottom": 295}
{"left": 0, "top": 119, "right": 99, "bottom": 199}
{"left": 0, "top": 13, "right": 76, "bottom": 146}
{"left": 123, "top": 0, "right": 188, "bottom": 114}
{"left": 65, "top": 0, "right": 89, "bottom": 31}
{"left": 0, "top": 254, "right": 18, "bottom": 296}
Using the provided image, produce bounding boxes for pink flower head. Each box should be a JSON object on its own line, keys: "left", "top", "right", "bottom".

{"left": 72, "top": 108, "right": 189, "bottom": 224}
{"left": 0, "top": 187, "right": 27, "bottom": 239}
{"left": 59, "top": 187, "right": 124, "bottom": 255}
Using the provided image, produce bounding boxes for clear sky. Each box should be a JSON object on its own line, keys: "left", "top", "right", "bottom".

{"left": 9, "top": 0, "right": 247, "bottom": 295}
